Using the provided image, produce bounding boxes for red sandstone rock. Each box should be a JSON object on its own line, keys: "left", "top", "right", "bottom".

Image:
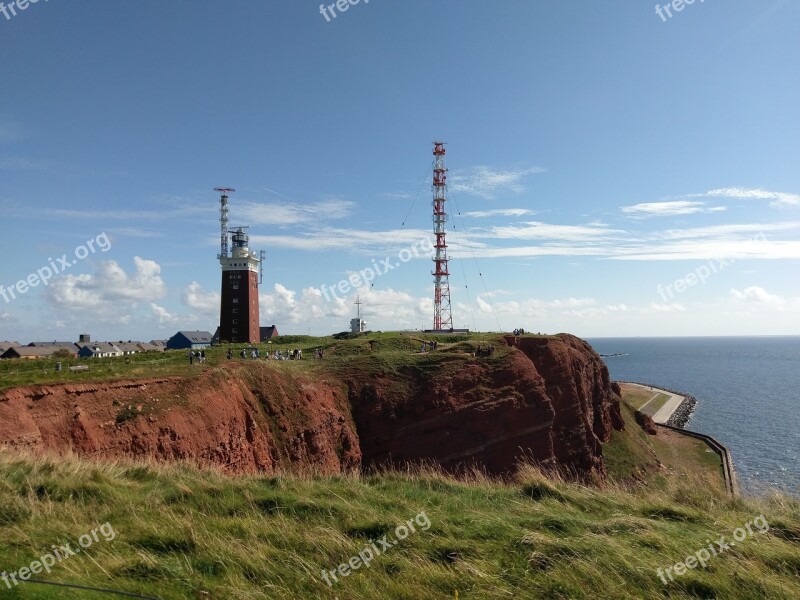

{"left": 349, "top": 334, "right": 624, "bottom": 478}
{"left": 0, "top": 367, "right": 360, "bottom": 475}
{"left": 635, "top": 410, "right": 658, "bottom": 436}
{"left": 0, "top": 335, "right": 622, "bottom": 479}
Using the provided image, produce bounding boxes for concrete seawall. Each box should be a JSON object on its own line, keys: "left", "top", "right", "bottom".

{"left": 619, "top": 381, "right": 737, "bottom": 496}
{"left": 618, "top": 381, "right": 697, "bottom": 427}
{"left": 656, "top": 423, "right": 738, "bottom": 496}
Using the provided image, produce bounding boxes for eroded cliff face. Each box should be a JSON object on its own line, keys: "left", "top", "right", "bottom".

{"left": 0, "top": 335, "right": 623, "bottom": 479}
{"left": 0, "top": 368, "right": 360, "bottom": 475}
{"left": 348, "top": 334, "right": 624, "bottom": 478}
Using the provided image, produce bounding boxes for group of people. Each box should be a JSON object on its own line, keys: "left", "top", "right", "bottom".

{"left": 223, "top": 347, "right": 307, "bottom": 361}
{"left": 268, "top": 349, "right": 302, "bottom": 361}
{"left": 475, "top": 344, "right": 495, "bottom": 358}
{"left": 512, "top": 328, "right": 526, "bottom": 336}
{"left": 419, "top": 340, "right": 439, "bottom": 353}
{"left": 188, "top": 350, "right": 206, "bottom": 364}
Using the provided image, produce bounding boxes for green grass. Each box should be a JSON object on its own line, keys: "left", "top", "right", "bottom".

{"left": 641, "top": 393, "right": 671, "bottom": 417}
{"left": 619, "top": 383, "right": 658, "bottom": 410}
{"left": 604, "top": 398, "right": 726, "bottom": 492}
{"left": 0, "top": 452, "right": 798, "bottom": 599}
{"left": 0, "top": 332, "right": 531, "bottom": 391}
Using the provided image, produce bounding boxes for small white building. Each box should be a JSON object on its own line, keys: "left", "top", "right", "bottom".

{"left": 350, "top": 318, "right": 366, "bottom": 334}
{"left": 78, "top": 342, "right": 122, "bottom": 359}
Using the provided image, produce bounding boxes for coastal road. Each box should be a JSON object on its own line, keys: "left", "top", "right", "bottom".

{"left": 627, "top": 383, "right": 686, "bottom": 425}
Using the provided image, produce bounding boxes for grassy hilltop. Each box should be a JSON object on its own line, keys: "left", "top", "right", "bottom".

{"left": 0, "top": 332, "right": 514, "bottom": 391}
{"left": 0, "top": 332, "right": 798, "bottom": 599}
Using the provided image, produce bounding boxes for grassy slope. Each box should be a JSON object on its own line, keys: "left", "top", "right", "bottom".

{"left": 0, "top": 453, "right": 799, "bottom": 600}
{"left": 603, "top": 398, "right": 725, "bottom": 489}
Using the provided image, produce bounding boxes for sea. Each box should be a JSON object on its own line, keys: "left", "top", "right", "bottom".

{"left": 587, "top": 336, "right": 800, "bottom": 496}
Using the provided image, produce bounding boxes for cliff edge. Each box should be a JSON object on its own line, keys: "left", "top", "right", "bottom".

{"left": 0, "top": 334, "right": 623, "bottom": 479}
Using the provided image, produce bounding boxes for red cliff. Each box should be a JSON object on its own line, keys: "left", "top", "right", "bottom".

{"left": 0, "top": 368, "right": 360, "bottom": 475}
{"left": 0, "top": 334, "right": 622, "bottom": 479}
{"left": 349, "top": 334, "right": 624, "bottom": 478}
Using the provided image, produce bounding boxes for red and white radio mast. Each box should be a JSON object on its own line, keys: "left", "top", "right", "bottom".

{"left": 432, "top": 141, "right": 453, "bottom": 331}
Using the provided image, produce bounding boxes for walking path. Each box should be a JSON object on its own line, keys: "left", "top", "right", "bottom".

{"left": 628, "top": 383, "right": 686, "bottom": 424}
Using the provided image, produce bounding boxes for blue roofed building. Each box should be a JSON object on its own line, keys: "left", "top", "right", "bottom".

{"left": 166, "top": 331, "right": 213, "bottom": 350}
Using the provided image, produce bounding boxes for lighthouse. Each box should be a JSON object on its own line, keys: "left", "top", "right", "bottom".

{"left": 216, "top": 189, "right": 262, "bottom": 344}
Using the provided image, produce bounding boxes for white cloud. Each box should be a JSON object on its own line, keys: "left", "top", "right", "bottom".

{"left": 358, "top": 288, "right": 432, "bottom": 327}
{"left": 475, "top": 221, "right": 625, "bottom": 242}
{"left": 27, "top": 204, "right": 215, "bottom": 222}
{"left": 182, "top": 282, "right": 220, "bottom": 317}
{"left": 251, "top": 227, "right": 432, "bottom": 253}
{"left": 649, "top": 303, "right": 687, "bottom": 312}
{"left": 257, "top": 283, "right": 434, "bottom": 331}
{"left": 236, "top": 198, "right": 354, "bottom": 227}
{"left": 703, "top": 187, "right": 800, "bottom": 208}
{"left": 622, "top": 201, "right": 726, "bottom": 217}
{"left": 449, "top": 166, "right": 544, "bottom": 199}
{"left": 381, "top": 191, "right": 414, "bottom": 200}
{"left": 462, "top": 208, "right": 536, "bottom": 218}
{"left": 657, "top": 222, "right": 798, "bottom": 240}
{"left": 150, "top": 303, "right": 180, "bottom": 326}
{"left": 43, "top": 257, "right": 167, "bottom": 324}
{"left": 260, "top": 283, "right": 351, "bottom": 325}
{"left": 474, "top": 295, "right": 597, "bottom": 319}
{"left": 240, "top": 216, "right": 795, "bottom": 262}
{"left": 108, "top": 227, "right": 164, "bottom": 239}
{"left": 730, "top": 286, "right": 785, "bottom": 307}
{"left": 605, "top": 304, "right": 629, "bottom": 312}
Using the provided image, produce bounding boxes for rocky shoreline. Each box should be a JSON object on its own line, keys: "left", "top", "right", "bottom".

{"left": 617, "top": 381, "right": 697, "bottom": 429}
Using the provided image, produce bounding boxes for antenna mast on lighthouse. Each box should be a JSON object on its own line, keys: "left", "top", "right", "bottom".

{"left": 215, "top": 188, "right": 235, "bottom": 258}
{"left": 432, "top": 142, "right": 453, "bottom": 331}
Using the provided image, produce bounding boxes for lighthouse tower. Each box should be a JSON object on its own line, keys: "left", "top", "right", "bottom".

{"left": 219, "top": 227, "right": 261, "bottom": 343}
{"left": 216, "top": 190, "right": 261, "bottom": 344}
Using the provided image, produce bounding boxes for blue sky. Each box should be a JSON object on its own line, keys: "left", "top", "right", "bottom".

{"left": 1, "top": 0, "right": 798, "bottom": 342}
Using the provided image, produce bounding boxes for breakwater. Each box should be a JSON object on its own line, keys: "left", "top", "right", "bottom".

{"left": 617, "top": 381, "right": 697, "bottom": 429}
